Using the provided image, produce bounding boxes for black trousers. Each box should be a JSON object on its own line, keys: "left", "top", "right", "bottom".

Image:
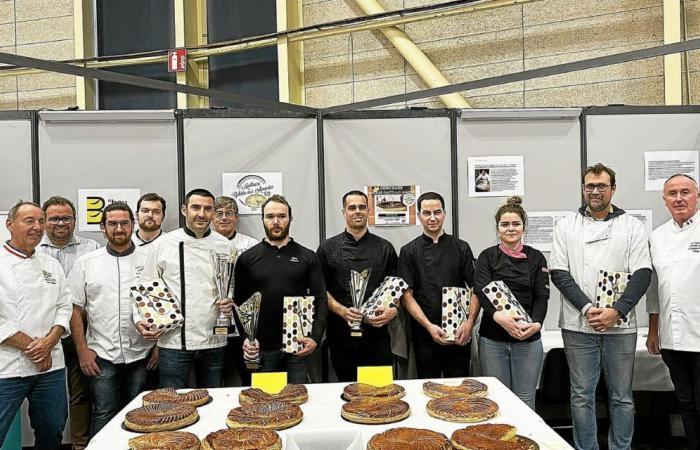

{"left": 328, "top": 326, "right": 392, "bottom": 382}
{"left": 413, "top": 336, "right": 471, "bottom": 379}
{"left": 661, "top": 349, "right": 700, "bottom": 450}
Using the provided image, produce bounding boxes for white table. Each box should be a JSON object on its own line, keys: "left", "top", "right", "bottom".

{"left": 87, "top": 377, "right": 573, "bottom": 449}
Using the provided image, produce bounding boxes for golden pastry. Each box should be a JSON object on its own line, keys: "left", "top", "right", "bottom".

{"left": 340, "top": 398, "right": 410, "bottom": 425}
{"left": 226, "top": 401, "right": 302, "bottom": 430}
{"left": 422, "top": 379, "right": 488, "bottom": 399}
{"left": 426, "top": 396, "right": 498, "bottom": 423}
{"left": 201, "top": 428, "right": 282, "bottom": 450}
{"left": 341, "top": 383, "right": 405, "bottom": 401}
{"left": 128, "top": 431, "right": 200, "bottom": 450}
{"left": 143, "top": 388, "right": 210, "bottom": 407}
{"left": 367, "top": 427, "right": 450, "bottom": 450}
{"left": 451, "top": 424, "right": 539, "bottom": 450}
{"left": 125, "top": 402, "right": 198, "bottom": 432}
{"left": 239, "top": 384, "right": 308, "bottom": 406}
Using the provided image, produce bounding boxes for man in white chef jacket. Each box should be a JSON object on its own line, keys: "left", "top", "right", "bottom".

{"left": 648, "top": 173, "right": 700, "bottom": 450}
{"left": 136, "top": 188, "right": 233, "bottom": 388}
{"left": 68, "top": 202, "right": 156, "bottom": 436}
{"left": 0, "top": 201, "right": 73, "bottom": 450}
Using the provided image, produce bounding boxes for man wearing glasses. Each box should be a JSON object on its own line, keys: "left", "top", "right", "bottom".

{"left": 133, "top": 193, "right": 167, "bottom": 247}
{"left": 67, "top": 202, "right": 156, "bottom": 436}
{"left": 317, "top": 190, "right": 399, "bottom": 382}
{"left": 38, "top": 196, "right": 100, "bottom": 450}
{"left": 136, "top": 189, "right": 232, "bottom": 388}
{"left": 550, "top": 163, "right": 651, "bottom": 450}
{"left": 398, "top": 191, "right": 479, "bottom": 378}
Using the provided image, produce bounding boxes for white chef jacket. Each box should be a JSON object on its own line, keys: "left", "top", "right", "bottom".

{"left": 132, "top": 229, "right": 163, "bottom": 247}
{"left": 139, "top": 228, "right": 231, "bottom": 351}
{"left": 38, "top": 233, "right": 101, "bottom": 275}
{"left": 648, "top": 210, "right": 700, "bottom": 352}
{"left": 0, "top": 242, "right": 73, "bottom": 378}
{"left": 230, "top": 231, "right": 258, "bottom": 254}
{"left": 68, "top": 244, "right": 153, "bottom": 364}
{"left": 550, "top": 209, "right": 652, "bottom": 334}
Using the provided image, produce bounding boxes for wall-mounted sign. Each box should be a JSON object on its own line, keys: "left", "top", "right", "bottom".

{"left": 78, "top": 189, "right": 141, "bottom": 232}
{"left": 364, "top": 185, "right": 420, "bottom": 226}
{"left": 222, "top": 173, "right": 283, "bottom": 215}
{"left": 468, "top": 155, "right": 524, "bottom": 197}
{"left": 167, "top": 48, "right": 187, "bottom": 72}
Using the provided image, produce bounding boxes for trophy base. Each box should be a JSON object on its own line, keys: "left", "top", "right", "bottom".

{"left": 245, "top": 361, "right": 260, "bottom": 370}
{"left": 213, "top": 325, "right": 236, "bottom": 336}
{"left": 350, "top": 330, "right": 363, "bottom": 338}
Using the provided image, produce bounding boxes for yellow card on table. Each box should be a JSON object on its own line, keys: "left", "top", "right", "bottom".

{"left": 357, "top": 366, "right": 393, "bottom": 387}
{"left": 251, "top": 372, "right": 287, "bottom": 394}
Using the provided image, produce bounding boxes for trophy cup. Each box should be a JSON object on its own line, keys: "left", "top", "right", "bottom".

{"left": 235, "top": 292, "right": 262, "bottom": 369}
{"left": 349, "top": 268, "right": 371, "bottom": 337}
{"left": 211, "top": 248, "right": 239, "bottom": 337}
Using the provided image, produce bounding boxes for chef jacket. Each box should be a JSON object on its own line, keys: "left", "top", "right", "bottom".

{"left": 132, "top": 229, "right": 163, "bottom": 247}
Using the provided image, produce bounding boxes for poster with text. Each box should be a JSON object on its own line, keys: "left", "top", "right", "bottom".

{"left": 644, "top": 151, "right": 699, "bottom": 191}
{"left": 522, "top": 211, "right": 576, "bottom": 252}
{"left": 364, "top": 185, "right": 419, "bottom": 226}
{"left": 468, "top": 156, "right": 524, "bottom": 197}
{"left": 222, "top": 172, "right": 283, "bottom": 215}
{"left": 0, "top": 212, "right": 8, "bottom": 244}
{"left": 78, "top": 189, "right": 141, "bottom": 232}
{"left": 626, "top": 210, "right": 653, "bottom": 237}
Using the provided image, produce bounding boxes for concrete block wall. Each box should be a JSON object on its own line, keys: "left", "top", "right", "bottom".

{"left": 0, "top": 0, "right": 76, "bottom": 110}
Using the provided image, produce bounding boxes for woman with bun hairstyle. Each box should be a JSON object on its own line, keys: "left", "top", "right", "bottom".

{"left": 474, "top": 196, "right": 550, "bottom": 409}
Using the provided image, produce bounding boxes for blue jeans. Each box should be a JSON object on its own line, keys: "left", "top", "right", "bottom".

{"left": 562, "top": 330, "right": 636, "bottom": 450}
{"left": 260, "top": 350, "right": 310, "bottom": 384}
{"left": 90, "top": 356, "right": 147, "bottom": 434}
{"left": 0, "top": 369, "right": 67, "bottom": 450}
{"left": 159, "top": 346, "right": 225, "bottom": 388}
{"left": 478, "top": 336, "right": 543, "bottom": 409}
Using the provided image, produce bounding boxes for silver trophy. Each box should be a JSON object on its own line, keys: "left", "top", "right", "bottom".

{"left": 234, "top": 292, "right": 262, "bottom": 369}
{"left": 349, "top": 268, "right": 371, "bottom": 337}
{"left": 211, "top": 248, "right": 239, "bottom": 337}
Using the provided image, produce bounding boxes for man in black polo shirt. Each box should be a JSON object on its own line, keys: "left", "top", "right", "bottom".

{"left": 234, "top": 195, "right": 327, "bottom": 383}
{"left": 398, "top": 191, "right": 479, "bottom": 378}
{"left": 317, "top": 190, "right": 399, "bottom": 382}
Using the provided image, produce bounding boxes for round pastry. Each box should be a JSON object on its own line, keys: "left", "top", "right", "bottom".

{"left": 239, "top": 384, "right": 308, "bottom": 406}
{"left": 422, "top": 379, "right": 488, "bottom": 399}
{"left": 341, "top": 383, "right": 405, "bottom": 401}
{"left": 426, "top": 396, "right": 498, "bottom": 423}
{"left": 202, "top": 428, "right": 282, "bottom": 450}
{"left": 340, "top": 398, "right": 410, "bottom": 425}
{"left": 128, "top": 431, "right": 201, "bottom": 450}
{"left": 143, "top": 388, "right": 211, "bottom": 407}
{"left": 125, "top": 402, "right": 198, "bottom": 432}
{"left": 226, "top": 401, "right": 302, "bottom": 430}
{"left": 367, "top": 427, "right": 450, "bottom": 450}
{"left": 451, "top": 424, "right": 539, "bottom": 450}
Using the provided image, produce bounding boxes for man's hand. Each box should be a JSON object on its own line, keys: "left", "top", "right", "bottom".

{"left": 136, "top": 321, "right": 165, "bottom": 341}
{"left": 25, "top": 335, "right": 58, "bottom": 363}
{"left": 243, "top": 338, "right": 260, "bottom": 361}
{"left": 517, "top": 322, "right": 542, "bottom": 341}
{"left": 493, "top": 311, "right": 525, "bottom": 340}
{"left": 427, "top": 323, "right": 450, "bottom": 345}
{"left": 646, "top": 330, "right": 661, "bottom": 355}
{"left": 587, "top": 307, "right": 621, "bottom": 332}
{"left": 295, "top": 337, "right": 317, "bottom": 357}
{"left": 217, "top": 298, "right": 233, "bottom": 317}
{"left": 77, "top": 347, "right": 101, "bottom": 376}
{"left": 342, "top": 307, "right": 364, "bottom": 328}
{"left": 455, "top": 321, "right": 474, "bottom": 345}
{"left": 36, "top": 354, "right": 52, "bottom": 372}
{"left": 146, "top": 346, "right": 160, "bottom": 370}
{"left": 367, "top": 306, "right": 397, "bottom": 328}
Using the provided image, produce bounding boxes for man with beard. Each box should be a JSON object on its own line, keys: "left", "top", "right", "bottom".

{"left": 133, "top": 193, "right": 166, "bottom": 246}
{"left": 136, "top": 189, "right": 232, "bottom": 388}
{"left": 234, "top": 195, "right": 328, "bottom": 383}
{"left": 550, "top": 163, "right": 651, "bottom": 450}
{"left": 68, "top": 202, "right": 156, "bottom": 435}
{"left": 317, "top": 190, "right": 398, "bottom": 381}
{"left": 38, "top": 196, "right": 100, "bottom": 450}
{"left": 0, "top": 201, "right": 73, "bottom": 450}
{"left": 398, "top": 192, "right": 479, "bottom": 378}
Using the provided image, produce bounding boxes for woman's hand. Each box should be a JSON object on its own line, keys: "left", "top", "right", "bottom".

{"left": 493, "top": 311, "right": 525, "bottom": 340}
{"left": 516, "top": 321, "right": 541, "bottom": 340}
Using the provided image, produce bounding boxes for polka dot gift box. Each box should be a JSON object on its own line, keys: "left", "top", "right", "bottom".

{"left": 441, "top": 287, "right": 472, "bottom": 341}
{"left": 360, "top": 276, "right": 408, "bottom": 317}
{"left": 282, "top": 296, "right": 314, "bottom": 354}
{"left": 130, "top": 279, "right": 185, "bottom": 331}
{"left": 482, "top": 280, "right": 533, "bottom": 323}
{"left": 596, "top": 269, "right": 633, "bottom": 328}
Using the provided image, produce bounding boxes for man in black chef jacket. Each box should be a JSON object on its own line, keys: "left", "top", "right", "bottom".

{"left": 234, "top": 195, "right": 328, "bottom": 383}
{"left": 317, "top": 190, "right": 399, "bottom": 381}
{"left": 398, "top": 191, "right": 479, "bottom": 378}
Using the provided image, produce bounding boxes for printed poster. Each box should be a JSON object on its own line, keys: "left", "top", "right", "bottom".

{"left": 644, "top": 151, "right": 699, "bottom": 191}
{"left": 522, "top": 211, "right": 576, "bottom": 252}
{"left": 78, "top": 189, "right": 141, "bottom": 232}
{"left": 626, "top": 209, "right": 653, "bottom": 236}
{"left": 468, "top": 156, "right": 524, "bottom": 197}
{"left": 222, "top": 172, "right": 283, "bottom": 215}
{"left": 364, "top": 185, "right": 419, "bottom": 226}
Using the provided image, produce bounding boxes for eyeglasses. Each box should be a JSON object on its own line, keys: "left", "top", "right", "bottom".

{"left": 214, "top": 210, "right": 236, "bottom": 219}
{"left": 105, "top": 220, "right": 132, "bottom": 229}
{"left": 47, "top": 216, "right": 74, "bottom": 224}
{"left": 583, "top": 183, "right": 611, "bottom": 193}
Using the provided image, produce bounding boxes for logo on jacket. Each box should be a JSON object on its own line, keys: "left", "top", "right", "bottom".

{"left": 42, "top": 270, "right": 56, "bottom": 285}
{"left": 689, "top": 242, "right": 700, "bottom": 253}
{"left": 290, "top": 257, "right": 299, "bottom": 263}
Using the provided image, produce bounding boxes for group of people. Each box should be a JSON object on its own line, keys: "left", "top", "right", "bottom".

{"left": 0, "top": 162, "right": 698, "bottom": 450}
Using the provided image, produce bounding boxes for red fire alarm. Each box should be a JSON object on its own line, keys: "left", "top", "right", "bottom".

{"left": 167, "top": 48, "right": 187, "bottom": 72}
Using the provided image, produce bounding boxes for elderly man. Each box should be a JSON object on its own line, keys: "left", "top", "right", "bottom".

{"left": 0, "top": 201, "right": 73, "bottom": 449}
{"left": 550, "top": 163, "right": 652, "bottom": 450}
{"left": 648, "top": 174, "right": 700, "bottom": 450}
{"left": 136, "top": 189, "right": 232, "bottom": 388}
{"left": 68, "top": 202, "right": 155, "bottom": 435}
{"left": 133, "top": 192, "right": 167, "bottom": 247}
{"left": 38, "top": 196, "right": 100, "bottom": 450}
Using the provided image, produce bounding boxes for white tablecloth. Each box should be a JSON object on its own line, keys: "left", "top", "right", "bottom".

{"left": 86, "top": 377, "right": 572, "bottom": 450}
{"left": 540, "top": 328, "right": 674, "bottom": 392}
